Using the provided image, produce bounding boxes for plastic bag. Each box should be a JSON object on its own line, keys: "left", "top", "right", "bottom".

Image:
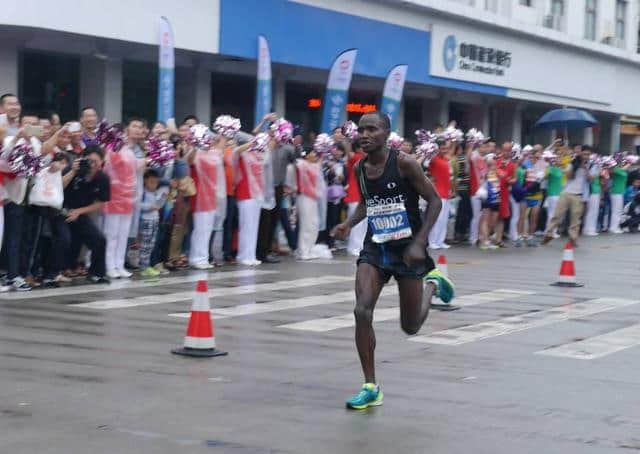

{"left": 29, "top": 169, "right": 63, "bottom": 209}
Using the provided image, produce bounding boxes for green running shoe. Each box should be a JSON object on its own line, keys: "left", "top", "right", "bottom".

{"left": 425, "top": 269, "right": 455, "bottom": 303}
{"left": 346, "top": 383, "right": 383, "bottom": 410}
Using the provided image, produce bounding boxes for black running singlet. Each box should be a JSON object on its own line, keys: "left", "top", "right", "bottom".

{"left": 357, "top": 150, "right": 422, "bottom": 246}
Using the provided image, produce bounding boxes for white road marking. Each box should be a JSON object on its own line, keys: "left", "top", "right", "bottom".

{"left": 169, "top": 288, "right": 378, "bottom": 319}
{"left": 0, "top": 270, "right": 278, "bottom": 301}
{"left": 75, "top": 275, "right": 352, "bottom": 310}
{"left": 535, "top": 323, "right": 640, "bottom": 359}
{"left": 410, "top": 298, "right": 640, "bottom": 346}
{"left": 279, "top": 289, "right": 534, "bottom": 332}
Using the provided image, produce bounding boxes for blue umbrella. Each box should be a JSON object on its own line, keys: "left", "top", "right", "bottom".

{"left": 534, "top": 108, "right": 598, "bottom": 129}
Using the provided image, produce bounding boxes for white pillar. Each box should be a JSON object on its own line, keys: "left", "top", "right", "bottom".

{"left": 583, "top": 127, "right": 594, "bottom": 146}
{"left": 0, "top": 45, "right": 18, "bottom": 96}
{"left": 512, "top": 103, "right": 524, "bottom": 143}
{"left": 79, "top": 58, "right": 122, "bottom": 123}
{"left": 175, "top": 67, "right": 211, "bottom": 125}
{"left": 274, "top": 73, "right": 286, "bottom": 117}
{"left": 194, "top": 68, "right": 211, "bottom": 125}
{"left": 438, "top": 94, "right": 449, "bottom": 126}
{"left": 480, "top": 102, "right": 490, "bottom": 135}
{"left": 610, "top": 116, "right": 621, "bottom": 153}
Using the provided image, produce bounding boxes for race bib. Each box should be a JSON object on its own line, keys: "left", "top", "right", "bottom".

{"left": 367, "top": 202, "right": 412, "bottom": 243}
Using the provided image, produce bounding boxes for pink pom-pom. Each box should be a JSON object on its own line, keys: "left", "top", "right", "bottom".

{"left": 342, "top": 121, "right": 358, "bottom": 141}
{"left": 7, "top": 142, "right": 44, "bottom": 178}
{"left": 465, "top": 128, "right": 486, "bottom": 147}
{"left": 313, "top": 133, "right": 334, "bottom": 156}
{"left": 213, "top": 115, "right": 241, "bottom": 139}
{"left": 188, "top": 124, "right": 215, "bottom": 150}
{"left": 415, "top": 129, "right": 435, "bottom": 144}
{"left": 270, "top": 118, "right": 294, "bottom": 144}
{"left": 146, "top": 136, "right": 175, "bottom": 168}
{"left": 438, "top": 125, "right": 463, "bottom": 143}
{"left": 96, "top": 120, "right": 124, "bottom": 152}
{"left": 249, "top": 132, "right": 271, "bottom": 154}
{"left": 387, "top": 132, "right": 404, "bottom": 151}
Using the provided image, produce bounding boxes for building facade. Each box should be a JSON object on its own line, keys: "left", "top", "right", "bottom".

{"left": 1, "top": 0, "right": 639, "bottom": 152}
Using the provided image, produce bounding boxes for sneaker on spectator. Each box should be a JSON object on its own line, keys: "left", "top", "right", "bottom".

{"left": 106, "top": 270, "right": 120, "bottom": 280}
{"left": 154, "top": 263, "right": 171, "bottom": 275}
{"left": 56, "top": 273, "right": 72, "bottom": 283}
{"left": 192, "top": 263, "right": 213, "bottom": 270}
{"left": 141, "top": 267, "right": 160, "bottom": 277}
{"left": 118, "top": 269, "right": 133, "bottom": 278}
{"left": 0, "top": 284, "right": 11, "bottom": 292}
{"left": 87, "top": 275, "right": 110, "bottom": 285}
{"left": 42, "top": 278, "right": 60, "bottom": 288}
{"left": 11, "top": 277, "right": 32, "bottom": 292}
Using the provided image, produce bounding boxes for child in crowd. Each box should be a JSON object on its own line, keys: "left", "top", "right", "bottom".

{"left": 138, "top": 169, "right": 168, "bottom": 277}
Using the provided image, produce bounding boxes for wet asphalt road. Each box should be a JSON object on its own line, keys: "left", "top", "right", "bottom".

{"left": 1, "top": 234, "right": 640, "bottom": 454}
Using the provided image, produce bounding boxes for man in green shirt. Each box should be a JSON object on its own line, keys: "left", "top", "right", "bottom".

{"left": 545, "top": 157, "right": 564, "bottom": 237}
{"left": 609, "top": 162, "right": 630, "bottom": 234}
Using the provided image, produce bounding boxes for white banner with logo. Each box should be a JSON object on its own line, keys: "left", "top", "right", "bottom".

{"left": 254, "top": 35, "right": 272, "bottom": 128}
{"left": 157, "top": 16, "right": 175, "bottom": 123}
{"left": 321, "top": 49, "right": 358, "bottom": 134}
{"left": 381, "top": 64, "right": 408, "bottom": 131}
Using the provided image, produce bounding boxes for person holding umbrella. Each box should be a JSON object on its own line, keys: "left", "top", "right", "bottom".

{"left": 542, "top": 148, "right": 593, "bottom": 247}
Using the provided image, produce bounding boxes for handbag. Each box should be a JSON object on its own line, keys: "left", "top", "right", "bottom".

{"left": 178, "top": 176, "right": 197, "bottom": 197}
{"left": 475, "top": 183, "right": 488, "bottom": 201}
{"left": 29, "top": 169, "right": 63, "bottom": 209}
{"left": 327, "top": 184, "right": 346, "bottom": 202}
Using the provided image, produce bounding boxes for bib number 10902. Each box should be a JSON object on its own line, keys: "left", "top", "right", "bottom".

{"left": 367, "top": 202, "right": 412, "bottom": 244}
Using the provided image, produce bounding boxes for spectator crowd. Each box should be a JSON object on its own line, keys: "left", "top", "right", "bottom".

{"left": 0, "top": 92, "right": 638, "bottom": 292}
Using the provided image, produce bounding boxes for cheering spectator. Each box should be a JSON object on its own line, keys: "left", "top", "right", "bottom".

{"left": 344, "top": 141, "right": 366, "bottom": 256}
{"left": 542, "top": 148, "right": 593, "bottom": 246}
{"left": 0, "top": 93, "right": 21, "bottom": 135}
{"left": 1, "top": 116, "right": 42, "bottom": 291}
{"left": 138, "top": 169, "right": 168, "bottom": 277}
{"left": 80, "top": 107, "right": 99, "bottom": 146}
{"left": 295, "top": 148, "right": 323, "bottom": 260}
{"left": 609, "top": 161, "right": 630, "bottom": 234}
{"left": 187, "top": 133, "right": 226, "bottom": 270}
{"left": 428, "top": 141, "right": 453, "bottom": 249}
{"left": 102, "top": 118, "right": 146, "bottom": 279}
{"left": 61, "top": 145, "right": 110, "bottom": 284}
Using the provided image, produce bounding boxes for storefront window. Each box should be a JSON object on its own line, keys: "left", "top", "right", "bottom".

{"left": 122, "top": 61, "right": 157, "bottom": 124}
{"left": 211, "top": 73, "right": 255, "bottom": 131}
{"left": 20, "top": 51, "right": 79, "bottom": 122}
{"left": 285, "top": 81, "right": 323, "bottom": 138}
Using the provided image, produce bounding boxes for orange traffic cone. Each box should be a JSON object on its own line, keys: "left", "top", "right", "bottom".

{"left": 172, "top": 280, "right": 228, "bottom": 357}
{"left": 437, "top": 255, "right": 448, "bottom": 277}
{"left": 550, "top": 241, "right": 583, "bottom": 288}
{"left": 431, "top": 254, "right": 460, "bottom": 312}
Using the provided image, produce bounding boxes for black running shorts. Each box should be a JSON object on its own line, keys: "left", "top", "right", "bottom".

{"left": 357, "top": 241, "right": 435, "bottom": 283}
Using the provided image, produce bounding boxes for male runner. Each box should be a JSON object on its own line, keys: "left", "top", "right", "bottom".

{"left": 332, "top": 112, "right": 455, "bottom": 410}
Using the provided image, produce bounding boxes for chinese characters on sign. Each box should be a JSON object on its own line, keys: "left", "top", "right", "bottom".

{"left": 458, "top": 42, "right": 511, "bottom": 76}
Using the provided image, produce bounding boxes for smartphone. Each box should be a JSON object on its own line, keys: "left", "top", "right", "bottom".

{"left": 68, "top": 122, "right": 82, "bottom": 133}
{"left": 25, "top": 125, "right": 45, "bottom": 138}
{"left": 0, "top": 113, "right": 7, "bottom": 126}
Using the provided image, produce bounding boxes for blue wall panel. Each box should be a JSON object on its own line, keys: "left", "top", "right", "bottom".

{"left": 220, "top": 0, "right": 507, "bottom": 97}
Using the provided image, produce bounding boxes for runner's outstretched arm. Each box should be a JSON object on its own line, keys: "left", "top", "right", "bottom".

{"left": 397, "top": 153, "right": 441, "bottom": 265}
{"left": 331, "top": 200, "right": 365, "bottom": 240}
